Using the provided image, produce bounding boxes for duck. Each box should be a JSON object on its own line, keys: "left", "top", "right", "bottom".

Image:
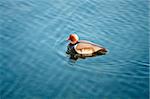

{"left": 66, "top": 34, "right": 107, "bottom": 57}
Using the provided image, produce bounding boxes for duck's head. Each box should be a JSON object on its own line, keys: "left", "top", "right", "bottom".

{"left": 67, "top": 34, "right": 79, "bottom": 44}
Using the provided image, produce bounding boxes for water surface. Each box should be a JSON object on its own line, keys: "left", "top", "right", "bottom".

{"left": 0, "top": 0, "right": 149, "bottom": 99}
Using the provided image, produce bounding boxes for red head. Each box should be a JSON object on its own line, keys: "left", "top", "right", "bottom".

{"left": 67, "top": 34, "right": 79, "bottom": 44}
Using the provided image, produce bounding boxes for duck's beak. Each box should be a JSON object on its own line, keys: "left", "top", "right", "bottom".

{"left": 66, "top": 37, "right": 70, "bottom": 41}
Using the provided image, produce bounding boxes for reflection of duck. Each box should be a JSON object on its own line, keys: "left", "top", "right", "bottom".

{"left": 66, "top": 34, "right": 107, "bottom": 60}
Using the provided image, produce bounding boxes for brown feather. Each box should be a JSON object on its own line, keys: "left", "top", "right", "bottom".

{"left": 75, "top": 40, "right": 104, "bottom": 54}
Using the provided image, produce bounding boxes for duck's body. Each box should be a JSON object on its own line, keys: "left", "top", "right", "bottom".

{"left": 74, "top": 40, "right": 107, "bottom": 55}
{"left": 67, "top": 34, "right": 107, "bottom": 57}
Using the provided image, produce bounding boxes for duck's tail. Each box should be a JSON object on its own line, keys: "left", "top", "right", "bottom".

{"left": 95, "top": 48, "right": 107, "bottom": 55}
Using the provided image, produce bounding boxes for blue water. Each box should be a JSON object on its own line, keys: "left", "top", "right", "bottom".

{"left": 0, "top": 0, "right": 149, "bottom": 99}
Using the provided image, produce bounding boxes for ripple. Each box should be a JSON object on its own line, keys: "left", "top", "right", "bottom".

{"left": 0, "top": 0, "right": 149, "bottom": 98}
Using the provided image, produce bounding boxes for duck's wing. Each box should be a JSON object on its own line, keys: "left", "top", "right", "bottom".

{"left": 75, "top": 41, "right": 104, "bottom": 54}
{"left": 79, "top": 40, "right": 103, "bottom": 47}
{"left": 79, "top": 40, "right": 94, "bottom": 44}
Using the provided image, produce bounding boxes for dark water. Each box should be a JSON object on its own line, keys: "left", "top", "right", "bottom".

{"left": 0, "top": 0, "right": 149, "bottom": 99}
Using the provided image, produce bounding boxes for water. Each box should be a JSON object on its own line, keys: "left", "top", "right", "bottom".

{"left": 0, "top": 0, "right": 149, "bottom": 99}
